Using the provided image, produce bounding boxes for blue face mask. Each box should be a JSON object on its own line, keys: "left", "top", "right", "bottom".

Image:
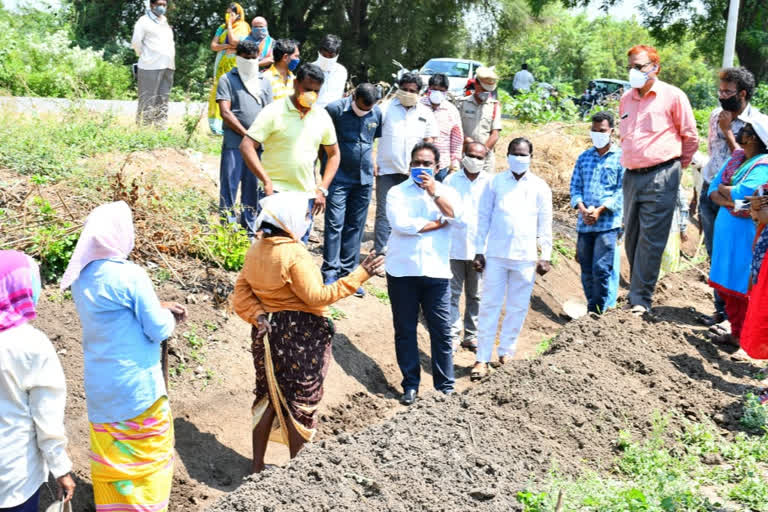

{"left": 251, "top": 27, "right": 268, "bottom": 39}
{"left": 410, "top": 167, "right": 433, "bottom": 184}
{"left": 288, "top": 58, "right": 300, "bottom": 71}
{"left": 152, "top": 5, "right": 166, "bottom": 16}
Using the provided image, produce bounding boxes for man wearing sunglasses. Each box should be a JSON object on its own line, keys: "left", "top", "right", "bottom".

{"left": 619, "top": 44, "right": 699, "bottom": 316}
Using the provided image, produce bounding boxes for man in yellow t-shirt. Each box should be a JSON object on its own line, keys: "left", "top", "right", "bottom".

{"left": 262, "top": 38, "right": 299, "bottom": 101}
{"left": 240, "top": 63, "right": 340, "bottom": 242}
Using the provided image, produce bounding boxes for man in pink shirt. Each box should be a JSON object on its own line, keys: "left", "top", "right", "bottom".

{"left": 619, "top": 44, "right": 698, "bottom": 314}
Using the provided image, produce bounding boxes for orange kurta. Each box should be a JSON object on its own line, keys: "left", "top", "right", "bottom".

{"left": 233, "top": 236, "right": 370, "bottom": 325}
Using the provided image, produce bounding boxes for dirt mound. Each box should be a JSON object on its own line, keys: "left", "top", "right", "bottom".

{"left": 208, "top": 304, "right": 761, "bottom": 512}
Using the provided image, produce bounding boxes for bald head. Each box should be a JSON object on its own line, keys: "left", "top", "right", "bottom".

{"left": 252, "top": 16, "right": 267, "bottom": 27}
{"left": 465, "top": 141, "right": 488, "bottom": 158}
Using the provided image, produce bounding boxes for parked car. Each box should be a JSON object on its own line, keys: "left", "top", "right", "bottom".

{"left": 419, "top": 58, "right": 485, "bottom": 96}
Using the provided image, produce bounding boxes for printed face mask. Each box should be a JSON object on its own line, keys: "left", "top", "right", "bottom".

{"left": 298, "top": 91, "right": 318, "bottom": 108}
{"left": 152, "top": 5, "right": 166, "bottom": 15}
{"left": 590, "top": 131, "right": 611, "bottom": 149}
{"left": 410, "top": 166, "right": 433, "bottom": 184}
{"left": 396, "top": 89, "right": 419, "bottom": 107}
{"left": 429, "top": 90, "right": 445, "bottom": 105}
{"left": 462, "top": 155, "right": 483, "bottom": 174}
{"left": 507, "top": 154, "right": 531, "bottom": 173}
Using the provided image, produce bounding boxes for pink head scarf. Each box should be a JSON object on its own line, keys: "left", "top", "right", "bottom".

{"left": 0, "top": 250, "right": 41, "bottom": 332}
{"left": 60, "top": 201, "right": 135, "bottom": 290}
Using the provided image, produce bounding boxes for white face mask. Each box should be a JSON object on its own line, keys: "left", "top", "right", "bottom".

{"left": 629, "top": 67, "right": 652, "bottom": 89}
{"left": 479, "top": 80, "right": 497, "bottom": 92}
{"left": 507, "top": 154, "right": 530, "bottom": 173}
{"left": 462, "top": 155, "right": 483, "bottom": 175}
{"left": 236, "top": 56, "right": 260, "bottom": 82}
{"left": 429, "top": 89, "right": 445, "bottom": 105}
{"left": 316, "top": 52, "right": 338, "bottom": 72}
{"left": 590, "top": 130, "right": 611, "bottom": 149}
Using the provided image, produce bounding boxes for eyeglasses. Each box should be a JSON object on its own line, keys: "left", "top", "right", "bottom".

{"left": 626, "top": 61, "right": 653, "bottom": 72}
{"left": 412, "top": 160, "right": 435, "bottom": 167}
{"left": 718, "top": 89, "right": 739, "bottom": 98}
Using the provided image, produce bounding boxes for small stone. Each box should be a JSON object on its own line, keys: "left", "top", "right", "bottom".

{"left": 189, "top": 496, "right": 198, "bottom": 505}
{"left": 57, "top": 349, "right": 67, "bottom": 356}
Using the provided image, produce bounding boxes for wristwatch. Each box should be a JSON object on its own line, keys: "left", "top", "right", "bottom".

{"left": 317, "top": 186, "right": 329, "bottom": 197}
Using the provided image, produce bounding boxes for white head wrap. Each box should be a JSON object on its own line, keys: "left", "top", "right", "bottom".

{"left": 60, "top": 201, "right": 135, "bottom": 290}
{"left": 255, "top": 192, "right": 313, "bottom": 242}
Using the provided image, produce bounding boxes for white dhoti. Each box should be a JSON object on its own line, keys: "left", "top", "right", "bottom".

{"left": 476, "top": 257, "right": 537, "bottom": 362}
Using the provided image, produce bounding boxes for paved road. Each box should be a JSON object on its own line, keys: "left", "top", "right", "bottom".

{"left": 0, "top": 96, "right": 207, "bottom": 120}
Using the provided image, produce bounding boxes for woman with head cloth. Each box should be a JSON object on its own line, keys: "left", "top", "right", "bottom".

{"left": 233, "top": 192, "right": 384, "bottom": 473}
{"left": 0, "top": 251, "right": 75, "bottom": 512}
{"left": 61, "top": 201, "right": 187, "bottom": 512}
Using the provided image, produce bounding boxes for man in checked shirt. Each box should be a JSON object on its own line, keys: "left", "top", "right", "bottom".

{"left": 570, "top": 111, "right": 625, "bottom": 314}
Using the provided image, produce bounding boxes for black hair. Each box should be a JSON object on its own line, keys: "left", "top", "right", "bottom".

{"left": 591, "top": 111, "right": 614, "bottom": 128}
{"left": 260, "top": 221, "right": 289, "bottom": 238}
{"left": 521, "top": 63, "right": 528, "bottom": 70}
{"left": 318, "top": 34, "right": 342, "bottom": 55}
{"left": 719, "top": 67, "right": 757, "bottom": 101}
{"left": 745, "top": 124, "right": 768, "bottom": 154}
{"left": 273, "top": 38, "right": 299, "bottom": 63}
{"left": 236, "top": 40, "right": 260, "bottom": 57}
{"left": 398, "top": 72, "right": 423, "bottom": 89}
{"left": 508, "top": 137, "right": 533, "bottom": 155}
{"left": 429, "top": 73, "right": 449, "bottom": 89}
{"left": 296, "top": 63, "right": 325, "bottom": 84}
{"left": 411, "top": 142, "right": 440, "bottom": 165}
{"left": 149, "top": 0, "right": 164, "bottom": 4}
{"left": 354, "top": 83, "right": 378, "bottom": 106}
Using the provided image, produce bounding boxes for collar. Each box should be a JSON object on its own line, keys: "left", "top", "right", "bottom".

{"left": 342, "top": 96, "right": 354, "bottom": 112}
{"left": 505, "top": 170, "right": 531, "bottom": 182}
{"left": 459, "top": 169, "right": 486, "bottom": 181}
{"left": 630, "top": 79, "right": 661, "bottom": 100}
{"left": 591, "top": 144, "right": 619, "bottom": 157}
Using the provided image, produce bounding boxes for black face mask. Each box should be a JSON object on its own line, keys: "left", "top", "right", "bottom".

{"left": 719, "top": 95, "right": 742, "bottom": 112}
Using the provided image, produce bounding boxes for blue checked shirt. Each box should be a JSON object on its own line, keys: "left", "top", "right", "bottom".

{"left": 569, "top": 145, "right": 624, "bottom": 233}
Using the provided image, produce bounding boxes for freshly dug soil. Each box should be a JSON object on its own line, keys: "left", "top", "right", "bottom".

{"left": 209, "top": 303, "right": 763, "bottom": 512}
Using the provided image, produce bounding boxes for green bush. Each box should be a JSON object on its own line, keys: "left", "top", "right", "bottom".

{"left": 28, "top": 224, "right": 80, "bottom": 283}
{"left": 753, "top": 84, "right": 768, "bottom": 113}
{"left": 196, "top": 224, "right": 251, "bottom": 271}
{"left": 499, "top": 87, "right": 577, "bottom": 124}
{"left": 0, "top": 8, "right": 134, "bottom": 99}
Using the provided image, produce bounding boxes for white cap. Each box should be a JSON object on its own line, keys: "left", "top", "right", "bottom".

{"left": 738, "top": 111, "right": 768, "bottom": 147}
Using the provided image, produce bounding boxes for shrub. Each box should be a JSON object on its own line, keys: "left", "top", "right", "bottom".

{"left": 196, "top": 224, "right": 251, "bottom": 271}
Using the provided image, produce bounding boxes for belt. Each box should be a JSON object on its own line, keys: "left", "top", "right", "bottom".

{"left": 628, "top": 157, "right": 679, "bottom": 174}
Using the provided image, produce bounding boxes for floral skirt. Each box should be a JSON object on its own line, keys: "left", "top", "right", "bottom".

{"left": 251, "top": 310, "right": 334, "bottom": 444}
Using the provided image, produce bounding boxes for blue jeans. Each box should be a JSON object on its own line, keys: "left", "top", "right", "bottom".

{"left": 219, "top": 148, "right": 261, "bottom": 236}
{"left": 1, "top": 489, "right": 39, "bottom": 511}
{"left": 435, "top": 167, "right": 449, "bottom": 182}
{"left": 386, "top": 274, "right": 454, "bottom": 393}
{"left": 699, "top": 180, "right": 727, "bottom": 317}
{"left": 578, "top": 228, "right": 619, "bottom": 313}
{"left": 322, "top": 181, "right": 372, "bottom": 282}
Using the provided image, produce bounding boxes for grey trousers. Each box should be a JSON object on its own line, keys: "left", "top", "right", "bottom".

{"left": 137, "top": 68, "right": 174, "bottom": 127}
{"left": 374, "top": 173, "right": 409, "bottom": 253}
{"left": 449, "top": 259, "right": 481, "bottom": 346}
{"left": 623, "top": 159, "right": 681, "bottom": 309}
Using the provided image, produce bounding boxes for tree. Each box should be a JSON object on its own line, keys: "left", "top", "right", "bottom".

{"left": 526, "top": 0, "right": 767, "bottom": 83}
{"left": 66, "top": 0, "right": 476, "bottom": 96}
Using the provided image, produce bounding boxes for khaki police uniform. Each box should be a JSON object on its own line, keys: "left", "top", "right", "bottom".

{"left": 456, "top": 95, "right": 503, "bottom": 172}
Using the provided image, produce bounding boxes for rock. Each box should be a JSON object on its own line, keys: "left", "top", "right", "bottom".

{"left": 469, "top": 489, "right": 496, "bottom": 501}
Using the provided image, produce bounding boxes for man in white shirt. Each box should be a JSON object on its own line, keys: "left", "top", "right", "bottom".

{"left": 472, "top": 137, "right": 552, "bottom": 379}
{"left": 313, "top": 34, "right": 348, "bottom": 108}
{"left": 512, "top": 63, "right": 535, "bottom": 94}
{"left": 444, "top": 142, "right": 491, "bottom": 351}
{"left": 385, "top": 142, "right": 462, "bottom": 405}
{"left": 131, "top": 0, "right": 175, "bottom": 127}
{"left": 374, "top": 73, "right": 438, "bottom": 254}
